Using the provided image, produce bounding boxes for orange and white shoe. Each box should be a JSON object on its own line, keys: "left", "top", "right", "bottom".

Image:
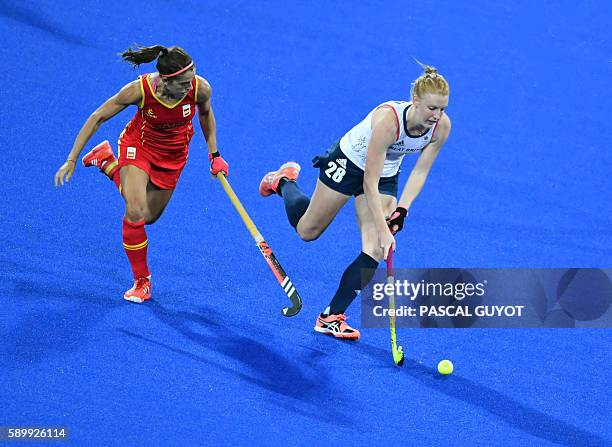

{"left": 314, "top": 313, "right": 360, "bottom": 340}
{"left": 82, "top": 140, "right": 117, "bottom": 170}
{"left": 259, "top": 162, "right": 301, "bottom": 196}
{"left": 123, "top": 276, "right": 152, "bottom": 303}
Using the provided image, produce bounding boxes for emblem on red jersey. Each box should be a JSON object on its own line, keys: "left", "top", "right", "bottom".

{"left": 182, "top": 104, "right": 191, "bottom": 118}
{"left": 146, "top": 108, "right": 157, "bottom": 119}
{"left": 126, "top": 146, "right": 137, "bottom": 160}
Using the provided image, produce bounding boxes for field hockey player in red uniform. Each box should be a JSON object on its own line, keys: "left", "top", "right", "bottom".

{"left": 54, "top": 45, "right": 228, "bottom": 303}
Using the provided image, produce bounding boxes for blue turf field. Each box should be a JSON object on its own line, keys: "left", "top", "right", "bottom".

{"left": 1, "top": 1, "right": 611, "bottom": 445}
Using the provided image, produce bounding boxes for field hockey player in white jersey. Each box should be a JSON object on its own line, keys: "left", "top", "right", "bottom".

{"left": 259, "top": 64, "right": 451, "bottom": 340}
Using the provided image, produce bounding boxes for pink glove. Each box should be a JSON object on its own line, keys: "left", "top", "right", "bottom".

{"left": 209, "top": 151, "right": 229, "bottom": 176}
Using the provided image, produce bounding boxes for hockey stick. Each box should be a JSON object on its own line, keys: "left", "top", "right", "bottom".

{"left": 216, "top": 173, "right": 302, "bottom": 316}
{"left": 386, "top": 250, "right": 404, "bottom": 366}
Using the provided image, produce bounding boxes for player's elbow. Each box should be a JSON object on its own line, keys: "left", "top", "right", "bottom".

{"left": 90, "top": 111, "right": 108, "bottom": 127}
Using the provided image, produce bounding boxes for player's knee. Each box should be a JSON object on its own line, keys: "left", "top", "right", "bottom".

{"left": 125, "top": 209, "right": 146, "bottom": 222}
{"left": 297, "top": 226, "right": 322, "bottom": 242}
{"left": 124, "top": 199, "right": 147, "bottom": 222}
{"left": 363, "top": 245, "right": 384, "bottom": 262}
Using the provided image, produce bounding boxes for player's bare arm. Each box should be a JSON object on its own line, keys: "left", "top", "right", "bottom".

{"left": 397, "top": 114, "right": 451, "bottom": 210}
{"left": 196, "top": 76, "right": 218, "bottom": 154}
{"left": 364, "top": 107, "right": 399, "bottom": 258}
{"left": 196, "top": 76, "right": 227, "bottom": 176}
{"left": 54, "top": 81, "right": 142, "bottom": 187}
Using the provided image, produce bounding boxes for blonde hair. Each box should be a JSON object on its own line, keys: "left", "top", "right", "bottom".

{"left": 411, "top": 61, "right": 450, "bottom": 98}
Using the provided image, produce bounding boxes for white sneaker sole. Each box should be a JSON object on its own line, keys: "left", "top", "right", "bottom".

{"left": 278, "top": 161, "right": 301, "bottom": 173}
{"left": 123, "top": 295, "right": 148, "bottom": 303}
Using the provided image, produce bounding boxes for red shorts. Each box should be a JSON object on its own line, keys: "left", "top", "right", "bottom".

{"left": 117, "top": 139, "right": 187, "bottom": 190}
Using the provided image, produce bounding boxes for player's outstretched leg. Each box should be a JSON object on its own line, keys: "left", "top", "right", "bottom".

{"left": 82, "top": 140, "right": 121, "bottom": 189}
{"left": 259, "top": 162, "right": 311, "bottom": 228}
{"left": 260, "top": 162, "right": 350, "bottom": 240}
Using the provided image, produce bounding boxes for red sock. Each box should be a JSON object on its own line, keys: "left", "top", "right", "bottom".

{"left": 110, "top": 168, "right": 121, "bottom": 189}
{"left": 101, "top": 160, "right": 121, "bottom": 190}
{"left": 122, "top": 219, "right": 150, "bottom": 278}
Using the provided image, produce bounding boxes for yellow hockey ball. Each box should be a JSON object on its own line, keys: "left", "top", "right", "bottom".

{"left": 438, "top": 359, "right": 454, "bottom": 375}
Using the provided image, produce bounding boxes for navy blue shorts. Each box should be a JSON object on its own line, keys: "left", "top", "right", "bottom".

{"left": 312, "top": 140, "right": 399, "bottom": 197}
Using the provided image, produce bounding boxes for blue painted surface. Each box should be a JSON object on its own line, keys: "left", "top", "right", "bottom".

{"left": 1, "top": 1, "right": 611, "bottom": 445}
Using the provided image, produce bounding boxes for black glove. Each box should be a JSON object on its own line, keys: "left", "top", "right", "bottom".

{"left": 386, "top": 207, "right": 408, "bottom": 234}
{"left": 312, "top": 154, "right": 326, "bottom": 168}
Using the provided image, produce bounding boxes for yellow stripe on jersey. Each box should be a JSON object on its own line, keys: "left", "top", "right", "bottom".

{"left": 139, "top": 75, "right": 146, "bottom": 109}
{"left": 123, "top": 240, "right": 148, "bottom": 251}
{"left": 146, "top": 75, "right": 189, "bottom": 109}
{"left": 194, "top": 76, "right": 199, "bottom": 104}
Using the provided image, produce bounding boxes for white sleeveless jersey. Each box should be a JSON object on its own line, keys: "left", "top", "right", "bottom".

{"left": 339, "top": 101, "right": 436, "bottom": 177}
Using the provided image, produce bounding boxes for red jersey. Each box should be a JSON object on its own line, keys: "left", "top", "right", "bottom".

{"left": 119, "top": 73, "right": 199, "bottom": 169}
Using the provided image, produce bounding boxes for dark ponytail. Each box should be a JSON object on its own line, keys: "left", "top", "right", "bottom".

{"left": 120, "top": 44, "right": 193, "bottom": 76}
{"left": 121, "top": 44, "right": 166, "bottom": 67}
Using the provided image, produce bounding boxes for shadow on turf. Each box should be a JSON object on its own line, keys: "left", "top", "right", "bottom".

{"left": 1, "top": 276, "right": 122, "bottom": 365}
{"left": 0, "top": 0, "right": 94, "bottom": 47}
{"left": 120, "top": 301, "right": 358, "bottom": 429}
{"left": 357, "top": 342, "right": 609, "bottom": 447}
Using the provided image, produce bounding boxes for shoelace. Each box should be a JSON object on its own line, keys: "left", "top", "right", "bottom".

{"left": 134, "top": 277, "right": 149, "bottom": 289}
